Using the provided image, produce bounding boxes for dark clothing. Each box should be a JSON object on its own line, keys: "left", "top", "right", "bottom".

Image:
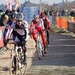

{"left": 0, "top": 14, "right": 6, "bottom": 26}
{"left": 13, "top": 24, "right": 26, "bottom": 42}
{"left": 12, "top": 23, "right": 27, "bottom": 52}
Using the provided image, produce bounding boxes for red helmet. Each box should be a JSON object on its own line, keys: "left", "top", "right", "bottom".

{"left": 40, "top": 12, "right": 45, "bottom": 17}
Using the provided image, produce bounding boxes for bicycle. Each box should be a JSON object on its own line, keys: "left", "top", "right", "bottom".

{"left": 6, "top": 41, "right": 27, "bottom": 75}
{"left": 36, "top": 31, "right": 45, "bottom": 60}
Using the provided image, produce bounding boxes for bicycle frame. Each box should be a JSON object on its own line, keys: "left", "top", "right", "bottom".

{"left": 15, "top": 45, "right": 23, "bottom": 61}
{"left": 6, "top": 42, "right": 27, "bottom": 75}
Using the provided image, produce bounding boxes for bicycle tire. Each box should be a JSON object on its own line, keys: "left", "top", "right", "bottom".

{"left": 15, "top": 56, "right": 19, "bottom": 75}
{"left": 42, "top": 50, "right": 44, "bottom": 57}
{"left": 20, "top": 63, "right": 27, "bottom": 75}
{"left": 36, "top": 41, "right": 43, "bottom": 60}
{"left": 41, "top": 41, "right": 45, "bottom": 57}
{"left": 23, "top": 64, "right": 27, "bottom": 75}
{"left": 12, "top": 55, "right": 20, "bottom": 75}
{"left": 19, "top": 52, "right": 27, "bottom": 75}
{"left": 9, "top": 49, "right": 13, "bottom": 75}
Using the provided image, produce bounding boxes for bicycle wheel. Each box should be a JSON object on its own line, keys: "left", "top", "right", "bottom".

{"left": 41, "top": 46, "right": 44, "bottom": 57}
{"left": 12, "top": 55, "right": 20, "bottom": 75}
{"left": 36, "top": 41, "right": 43, "bottom": 60}
{"left": 19, "top": 52, "right": 27, "bottom": 75}
{"left": 14, "top": 56, "right": 19, "bottom": 75}
{"left": 19, "top": 63, "right": 27, "bottom": 75}
{"left": 9, "top": 49, "right": 13, "bottom": 75}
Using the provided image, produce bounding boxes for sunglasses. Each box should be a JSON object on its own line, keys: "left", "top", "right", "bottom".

{"left": 17, "top": 20, "right": 22, "bottom": 22}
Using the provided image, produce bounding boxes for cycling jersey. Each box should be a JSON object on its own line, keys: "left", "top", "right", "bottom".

{"left": 6, "top": 20, "right": 29, "bottom": 43}
{"left": 30, "top": 18, "right": 46, "bottom": 47}
{"left": 30, "top": 18, "right": 44, "bottom": 33}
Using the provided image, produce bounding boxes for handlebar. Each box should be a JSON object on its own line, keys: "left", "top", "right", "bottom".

{"left": 5, "top": 41, "right": 15, "bottom": 50}
{"left": 5, "top": 41, "right": 22, "bottom": 50}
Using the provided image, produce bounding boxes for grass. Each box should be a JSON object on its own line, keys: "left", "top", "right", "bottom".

{"left": 50, "top": 24, "right": 69, "bottom": 33}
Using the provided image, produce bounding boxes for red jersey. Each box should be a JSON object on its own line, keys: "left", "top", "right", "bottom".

{"left": 30, "top": 19, "right": 44, "bottom": 32}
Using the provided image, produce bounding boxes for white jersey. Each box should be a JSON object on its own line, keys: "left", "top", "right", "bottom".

{"left": 30, "top": 18, "right": 44, "bottom": 33}
{"left": 35, "top": 19, "right": 44, "bottom": 29}
{"left": 7, "top": 20, "right": 29, "bottom": 42}
{"left": 4, "top": 21, "right": 16, "bottom": 40}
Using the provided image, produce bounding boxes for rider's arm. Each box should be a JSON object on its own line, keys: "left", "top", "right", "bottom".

{"left": 46, "top": 17, "right": 50, "bottom": 29}
{"left": 5, "top": 21, "right": 16, "bottom": 40}
{"left": 23, "top": 21, "right": 29, "bottom": 41}
{"left": 29, "top": 20, "right": 35, "bottom": 33}
{"left": 4, "top": 25, "right": 14, "bottom": 46}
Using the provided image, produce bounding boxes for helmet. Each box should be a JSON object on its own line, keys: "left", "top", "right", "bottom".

{"left": 10, "top": 13, "right": 16, "bottom": 19}
{"left": 16, "top": 12, "right": 24, "bottom": 20}
{"left": 40, "top": 12, "right": 45, "bottom": 17}
{"left": 5, "top": 10, "right": 10, "bottom": 15}
{"left": 33, "top": 14, "right": 39, "bottom": 19}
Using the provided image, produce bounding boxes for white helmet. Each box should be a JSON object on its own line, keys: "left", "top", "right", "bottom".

{"left": 33, "top": 14, "right": 39, "bottom": 19}
{"left": 16, "top": 12, "right": 24, "bottom": 20}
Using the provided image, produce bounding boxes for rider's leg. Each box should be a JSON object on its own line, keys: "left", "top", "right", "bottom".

{"left": 32, "top": 30, "right": 38, "bottom": 47}
{"left": 32, "top": 29, "right": 38, "bottom": 42}
{"left": 22, "top": 40, "right": 27, "bottom": 64}
{"left": 46, "top": 30, "right": 50, "bottom": 44}
{"left": 22, "top": 46, "right": 27, "bottom": 64}
{"left": 40, "top": 31, "right": 47, "bottom": 54}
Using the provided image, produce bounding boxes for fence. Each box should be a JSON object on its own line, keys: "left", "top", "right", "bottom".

{"left": 51, "top": 16, "right": 75, "bottom": 33}
{"left": 67, "top": 21, "right": 75, "bottom": 33}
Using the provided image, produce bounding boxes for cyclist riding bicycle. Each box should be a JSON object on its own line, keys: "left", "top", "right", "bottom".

{"left": 30, "top": 14, "right": 47, "bottom": 54}
{"left": 5, "top": 12, "right": 29, "bottom": 73}
{"left": 40, "top": 12, "right": 50, "bottom": 44}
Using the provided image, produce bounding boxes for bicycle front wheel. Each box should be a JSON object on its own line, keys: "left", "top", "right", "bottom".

{"left": 19, "top": 63, "right": 27, "bottom": 75}
{"left": 19, "top": 53, "right": 27, "bottom": 75}
{"left": 36, "top": 41, "right": 43, "bottom": 60}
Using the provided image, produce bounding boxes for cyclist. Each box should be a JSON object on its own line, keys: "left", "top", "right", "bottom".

{"left": 40, "top": 12, "right": 50, "bottom": 44}
{"left": 30, "top": 14, "right": 47, "bottom": 54}
{"left": 3, "top": 12, "right": 16, "bottom": 45}
{"left": 5, "top": 12, "right": 29, "bottom": 74}
{"left": 8, "top": 11, "right": 16, "bottom": 26}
